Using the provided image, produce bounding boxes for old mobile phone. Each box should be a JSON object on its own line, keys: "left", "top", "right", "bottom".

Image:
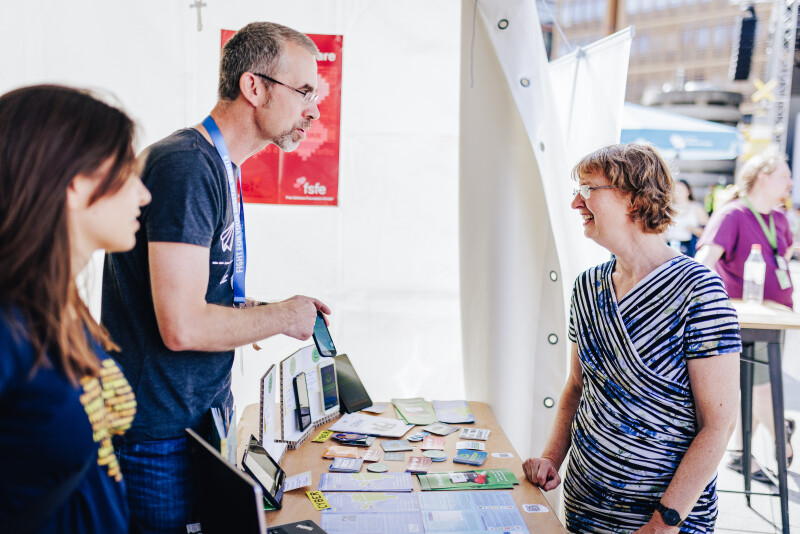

{"left": 292, "top": 372, "right": 312, "bottom": 431}
{"left": 318, "top": 360, "right": 338, "bottom": 412}
{"left": 312, "top": 311, "right": 336, "bottom": 357}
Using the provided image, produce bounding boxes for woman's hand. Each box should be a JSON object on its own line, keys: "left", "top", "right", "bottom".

{"left": 632, "top": 515, "right": 680, "bottom": 533}
{"left": 522, "top": 457, "right": 561, "bottom": 491}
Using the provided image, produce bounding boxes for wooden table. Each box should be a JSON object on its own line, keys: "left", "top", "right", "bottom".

{"left": 238, "top": 401, "right": 566, "bottom": 533}
{"left": 731, "top": 299, "right": 800, "bottom": 534}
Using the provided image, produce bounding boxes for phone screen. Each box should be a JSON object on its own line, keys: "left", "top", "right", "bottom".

{"left": 293, "top": 373, "right": 311, "bottom": 431}
{"left": 312, "top": 312, "right": 336, "bottom": 357}
{"left": 242, "top": 435, "right": 285, "bottom": 509}
{"left": 244, "top": 447, "right": 279, "bottom": 494}
{"left": 320, "top": 363, "right": 338, "bottom": 411}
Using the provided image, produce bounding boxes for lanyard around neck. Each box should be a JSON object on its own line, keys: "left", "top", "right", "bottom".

{"left": 202, "top": 116, "right": 247, "bottom": 306}
{"left": 742, "top": 197, "right": 777, "bottom": 255}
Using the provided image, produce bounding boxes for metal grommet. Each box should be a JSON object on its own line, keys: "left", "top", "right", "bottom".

{"left": 539, "top": 142, "right": 545, "bottom": 151}
{"left": 543, "top": 397, "right": 555, "bottom": 408}
{"left": 498, "top": 19, "right": 509, "bottom": 29}
{"left": 520, "top": 77, "right": 530, "bottom": 87}
{"left": 548, "top": 334, "right": 558, "bottom": 345}
{"left": 549, "top": 271, "right": 558, "bottom": 282}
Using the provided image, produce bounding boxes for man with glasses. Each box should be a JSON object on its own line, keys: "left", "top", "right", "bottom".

{"left": 102, "top": 22, "right": 329, "bottom": 534}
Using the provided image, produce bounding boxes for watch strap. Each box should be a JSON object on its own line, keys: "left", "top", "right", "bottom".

{"left": 655, "top": 502, "right": 684, "bottom": 527}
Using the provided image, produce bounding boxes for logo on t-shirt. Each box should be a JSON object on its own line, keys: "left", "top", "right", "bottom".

{"left": 79, "top": 359, "right": 136, "bottom": 482}
{"left": 220, "top": 223, "right": 234, "bottom": 252}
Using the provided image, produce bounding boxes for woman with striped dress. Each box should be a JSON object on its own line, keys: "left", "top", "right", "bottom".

{"left": 523, "top": 144, "right": 741, "bottom": 533}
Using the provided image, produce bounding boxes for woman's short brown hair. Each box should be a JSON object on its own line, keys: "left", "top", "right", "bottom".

{"left": 572, "top": 143, "right": 675, "bottom": 233}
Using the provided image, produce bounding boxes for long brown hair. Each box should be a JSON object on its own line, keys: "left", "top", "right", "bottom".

{"left": 0, "top": 85, "right": 136, "bottom": 384}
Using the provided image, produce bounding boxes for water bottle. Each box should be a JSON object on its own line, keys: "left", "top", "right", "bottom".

{"left": 742, "top": 244, "right": 766, "bottom": 304}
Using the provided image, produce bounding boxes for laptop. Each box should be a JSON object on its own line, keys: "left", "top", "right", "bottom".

{"left": 268, "top": 520, "right": 327, "bottom": 534}
{"left": 186, "top": 428, "right": 267, "bottom": 534}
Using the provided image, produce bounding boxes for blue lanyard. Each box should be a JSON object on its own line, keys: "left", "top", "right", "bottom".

{"left": 202, "top": 116, "right": 247, "bottom": 306}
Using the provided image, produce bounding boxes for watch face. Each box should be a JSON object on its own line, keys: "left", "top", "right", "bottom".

{"left": 662, "top": 508, "right": 681, "bottom": 526}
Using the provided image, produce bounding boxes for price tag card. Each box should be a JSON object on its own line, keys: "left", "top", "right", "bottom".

{"left": 283, "top": 471, "right": 312, "bottom": 492}
{"left": 523, "top": 504, "right": 550, "bottom": 513}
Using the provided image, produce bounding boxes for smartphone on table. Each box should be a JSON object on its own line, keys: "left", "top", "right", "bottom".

{"left": 318, "top": 360, "right": 338, "bottom": 412}
{"left": 292, "top": 372, "right": 312, "bottom": 431}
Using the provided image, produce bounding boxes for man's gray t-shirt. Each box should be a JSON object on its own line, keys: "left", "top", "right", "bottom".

{"left": 102, "top": 128, "right": 235, "bottom": 442}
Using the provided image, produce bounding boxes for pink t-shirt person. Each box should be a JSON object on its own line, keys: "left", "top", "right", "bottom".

{"left": 698, "top": 198, "right": 793, "bottom": 308}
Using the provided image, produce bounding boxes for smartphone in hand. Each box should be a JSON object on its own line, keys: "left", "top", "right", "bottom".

{"left": 312, "top": 311, "right": 336, "bottom": 357}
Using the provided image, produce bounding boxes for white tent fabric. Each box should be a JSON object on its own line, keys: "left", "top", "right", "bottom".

{"left": 459, "top": 0, "right": 630, "bottom": 509}
{"left": 3, "top": 0, "right": 466, "bottom": 409}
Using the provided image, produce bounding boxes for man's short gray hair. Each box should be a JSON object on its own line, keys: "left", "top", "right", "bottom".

{"left": 218, "top": 22, "right": 320, "bottom": 101}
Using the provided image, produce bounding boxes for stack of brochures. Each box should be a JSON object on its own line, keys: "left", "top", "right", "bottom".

{"left": 392, "top": 397, "right": 438, "bottom": 425}
{"left": 332, "top": 433, "right": 375, "bottom": 447}
{"left": 318, "top": 472, "right": 414, "bottom": 492}
{"left": 405, "top": 456, "right": 432, "bottom": 474}
{"left": 432, "top": 399, "right": 476, "bottom": 424}
{"left": 323, "top": 445, "right": 381, "bottom": 462}
{"left": 416, "top": 468, "right": 519, "bottom": 491}
{"left": 210, "top": 405, "right": 236, "bottom": 465}
{"left": 453, "top": 450, "right": 488, "bottom": 466}
{"left": 380, "top": 439, "right": 413, "bottom": 452}
{"left": 329, "top": 457, "right": 364, "bottom": 472}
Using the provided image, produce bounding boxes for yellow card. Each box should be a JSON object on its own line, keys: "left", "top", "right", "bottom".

{"left": 313, "top": 430, "right": 334, "bottom": 443}
{"left": 306, "top": 490, "right": 331, "bottom": 511}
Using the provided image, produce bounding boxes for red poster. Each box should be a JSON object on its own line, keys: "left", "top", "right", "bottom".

{"left": 221, "top": 30, "right": 342, "bottom": 206}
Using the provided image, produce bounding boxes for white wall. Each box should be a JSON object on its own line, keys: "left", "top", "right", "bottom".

{"left": 2, "top": 0, "right": 464, "bottom": 410}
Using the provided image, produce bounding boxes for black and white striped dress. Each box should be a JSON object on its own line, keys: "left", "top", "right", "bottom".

{"left": 565, "top": 255, "right": 741, "bottom": 533}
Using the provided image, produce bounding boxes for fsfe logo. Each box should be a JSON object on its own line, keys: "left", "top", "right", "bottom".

{"left": 294, "top": 176, "right": 327, "bottom": 195}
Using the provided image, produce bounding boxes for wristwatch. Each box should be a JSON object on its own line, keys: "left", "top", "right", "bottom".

{"left": 655, "top": 502, "right": 683, "bottom": 527}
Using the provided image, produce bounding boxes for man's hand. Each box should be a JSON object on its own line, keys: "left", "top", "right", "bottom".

{"left": 274, "top": 295, "right": 330, "bottom": 340}
{"left": 522, "top": 457, "right": 561, "bottom": 491}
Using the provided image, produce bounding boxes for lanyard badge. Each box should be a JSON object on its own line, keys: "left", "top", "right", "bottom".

{"left": 202, "top": 116, "right": 247, "bottom": 306}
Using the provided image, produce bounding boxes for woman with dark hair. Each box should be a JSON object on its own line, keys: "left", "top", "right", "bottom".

{"left": 0, "top": 85, "right": 150, "bottom": 533}
{"left": 665, "top": 179, "right": 708, "bottom": 257}
{"left": 523, "top": 144, "right": 741, "bottom": 533}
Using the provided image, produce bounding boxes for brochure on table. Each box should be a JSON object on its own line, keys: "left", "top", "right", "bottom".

{"left": 319, "top": 491, "right": 529, "bottom": 534}
{"left": 329, "top": 413, "right": 414, "bottom": 438}
{"left": 259, "top": 365, "right": 287, "bottom": 463}
{"left": 279, "top": 345, "right": 340, "bottom": 448}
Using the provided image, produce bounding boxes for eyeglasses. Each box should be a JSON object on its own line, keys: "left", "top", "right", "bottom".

{"left": 252, "top": 73, "right": 318, "bottom": 103}
{"left": 572, "top": 184, "right": 615, "bottom": 199}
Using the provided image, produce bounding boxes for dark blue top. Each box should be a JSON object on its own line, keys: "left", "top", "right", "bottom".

{"left": 0, "top": 309, "right": 129, "bottom": 533}
{"left": 102, "top": 128, "right": 235, "bottom": 442}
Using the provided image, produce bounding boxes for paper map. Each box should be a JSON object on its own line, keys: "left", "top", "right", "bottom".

{"left": 319, "top": 491, "right": 529, "bottom": 534}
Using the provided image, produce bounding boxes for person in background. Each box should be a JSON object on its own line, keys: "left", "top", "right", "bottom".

{"left": 665, "top": 179, "right": 708, "bottom": 257}
{"left": 102, "top": 21, "right": 329, "bottom": 533}
{"left": 0, "top": 85, "right": 150, "bottom": 532}
{"left": 524, "top": 143, "right": 740, "bottom": 533}
{"left": 696, "top": 149, "right": 795, "bottom": 483}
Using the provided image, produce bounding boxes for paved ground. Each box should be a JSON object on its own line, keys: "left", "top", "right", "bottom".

{"left": 715, "top": 336, "right": 800, "bottom": 533}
